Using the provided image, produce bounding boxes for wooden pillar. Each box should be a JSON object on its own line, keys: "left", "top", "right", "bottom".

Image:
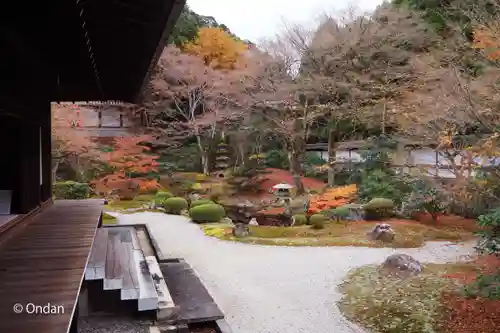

{"left": 40, "top": 102, "right": 52, "bottom": 202}
{"left": 18, "top": 121, "right": 42, "bottom": 213}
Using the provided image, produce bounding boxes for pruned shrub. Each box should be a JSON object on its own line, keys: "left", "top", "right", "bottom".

{"left": 310, "top": 214, "right": 326, "bottom": 229}
{"left": 330, "top": 206, "right": 350, "bottom": 222}
{"left": 293, "top": 214, "right": 307, "bottom": 226}
{"left": 189, "top": 204, "right": 226, "bottom": 223}
{"left": 191, "top": 199, "right": 215, "bottom": 208}
{"left": 155, "top": 191, "right": 173, "bottom": 205}
{"left": 53, "top": 181, "right": 91, "bottom": 199}
{"left": 163, "top": 197, "right": 188, "bottom": 215}
{"left": 364, "top": 198, "right": 395, "bottom": 220}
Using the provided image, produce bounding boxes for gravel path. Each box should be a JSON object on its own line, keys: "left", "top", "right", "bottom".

{"left": 115, "top": 212, "right": 475, "bottom": 333}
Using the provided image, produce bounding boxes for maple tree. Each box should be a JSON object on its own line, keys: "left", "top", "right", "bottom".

{"left": 183, "top": 27, "right": 248, "bottom": 69}
{"left": 51, "top": 103, "right": 101, "bottom": 181}
{"left": 92, "top": 135, "right": 159, "bottom": 198}
{"left": 148, "top": 46, "right": 254, "bottom": 175}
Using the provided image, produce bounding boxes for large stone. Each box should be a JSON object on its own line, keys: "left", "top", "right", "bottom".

{"left": 382, "top": 253, "right": 422, "bottom": 275}
{"left": 367, "top": 223, "right": 395, "bottom": 242}
{"left": 232, "top": 223, "right": 250, "bottom": 238}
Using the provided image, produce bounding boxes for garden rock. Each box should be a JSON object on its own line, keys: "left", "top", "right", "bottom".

{"left": 248, "top": 218, "right": 259, "bottom": 226}
{"left": 232, "top": 223, "right": 250, "bottom": 238}
{"left": 367, "top": 223, "right": 395, "bottom": 242}
{"left": 382, "top": 253, "right": 422, "bottom": 275}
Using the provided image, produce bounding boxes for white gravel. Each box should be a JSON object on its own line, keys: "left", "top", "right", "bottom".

{"left": 116, "top": 212, "right": 476, "bottom": 333}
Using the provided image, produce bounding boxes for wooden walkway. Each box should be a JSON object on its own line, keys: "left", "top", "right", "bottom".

{"left": 0, "top": 199, "right": 103, "bottom": 333}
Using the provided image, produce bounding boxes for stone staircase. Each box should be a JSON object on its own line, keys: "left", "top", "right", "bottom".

{"left": 84, "top": 226, "right": 175, "bottom": 318}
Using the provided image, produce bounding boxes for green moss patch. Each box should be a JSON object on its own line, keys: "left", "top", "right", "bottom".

{"left": 338, "top": 262, "right": 480, "bottom": 333}
{"left": 200, "top": 220, "right": 475, "bottom": 248}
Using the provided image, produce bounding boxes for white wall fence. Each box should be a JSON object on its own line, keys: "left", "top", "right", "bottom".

{"left": 311, "top": 149, "right": 499, "bottom": 179}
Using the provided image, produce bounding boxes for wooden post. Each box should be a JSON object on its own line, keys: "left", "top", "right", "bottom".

{"left": 78, "top": 287, "right": 89, "bottom": 317}
{"left": 40, "top": 102, "right": 52, "bottom": 202}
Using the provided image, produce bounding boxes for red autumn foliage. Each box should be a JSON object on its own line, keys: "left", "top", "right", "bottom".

{"left": 258, "top": 168, "right": 326, "bottom": 192}
{"left": 441, "top": 255, "right": 500, "bottom": 333}
{"left": 92, "top": 135, "right": 159, "bottom": 198}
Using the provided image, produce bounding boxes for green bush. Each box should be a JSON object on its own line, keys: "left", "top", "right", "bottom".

{"left": 155, "top": 191, "right": 173, "bottom": 205}
{"left": 191, "top": 199, "right": 215, "bottom": 208}
{"left": 363, "top": 198, "right": 395, "bottom": 220}
{"left": 189, "top": 204, "right": 226, "bottom": 223}
{"left": 310, "top": 214, "right": 326, "bottom": 229}
{"left": 293, "top": 214, "right": 307, "bottom": 226}
{"left": 163, "top": 197, "right": 188, "bottom": 215}
{"left": 331, "top": 206, "right": 350, "bottom": 222}
{"left": 53, "top": 181, "right": 91, "bottom": 199}
{"left": 156, "top": 191, "right": 173, "bottom": 200}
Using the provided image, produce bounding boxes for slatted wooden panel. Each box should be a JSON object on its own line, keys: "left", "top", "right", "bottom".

{"left": 0, "top": 199, "right": 103, "bottom": 333}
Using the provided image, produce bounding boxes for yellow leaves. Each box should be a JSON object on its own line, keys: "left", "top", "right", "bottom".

{"left": 472, "top": 25, "right": 500, "bottom": 61}
{"left": 184, "top": 27, "right": 248, "bottom": 69}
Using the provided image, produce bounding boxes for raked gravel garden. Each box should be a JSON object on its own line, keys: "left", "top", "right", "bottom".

{"left": 108, "top": 211, "right": 476, "bottom": 333}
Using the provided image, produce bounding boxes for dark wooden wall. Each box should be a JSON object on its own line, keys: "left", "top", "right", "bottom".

{"left": 0, "top": 102, "right": 52, "bottom": 214}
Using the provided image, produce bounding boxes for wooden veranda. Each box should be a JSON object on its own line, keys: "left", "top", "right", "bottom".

{"left": 0, "top": 200, "right": 103, "bottom": 333}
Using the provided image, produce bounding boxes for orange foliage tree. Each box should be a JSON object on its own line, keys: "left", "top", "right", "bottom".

{"left": 183, "top": 27, "right": 248, "bottom": 69}
{"left": 51, "top": 103, "right": 100, "bottom": 181}
{"left": 92, "top": 135, "right": 160, "bottom": 198}
{"left": 473, "top": 24, "right": 500, "bottom": 61}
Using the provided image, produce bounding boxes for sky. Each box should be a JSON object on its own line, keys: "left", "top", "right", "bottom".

{"left": 187, "top": 0, "right": 385, "bottom": 43}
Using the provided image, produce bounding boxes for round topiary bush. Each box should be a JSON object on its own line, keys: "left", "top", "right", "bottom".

{"left": 190, "top": 199, "right": 215, "bottom": 209}
{"left": 189, "top": 204, "right": 226, "bottom": 223}
{"left": 155, "top": 191, "right": 173, "bottom": 205}
{"left": 156, "top": 191, "right": 173, "bottom": 200}
{"left": 310, "top": 214, "right": 326, "bottom": 229}
{"left": 293, "top": 214, "right": 307, "bottom": 226}
{"left": 163, "top": 197, "right": 188, "bottom": 215}
{"left": 363, "top": 198, "right": 395, "bottom": 220}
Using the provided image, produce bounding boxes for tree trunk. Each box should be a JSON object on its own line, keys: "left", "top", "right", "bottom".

{"left": 327, "top": 130, "right": 336, "bottom": 187}
{"left": 52, "top": 158, "right": 61, "bottom": 183}
{"left": 289, "top": 149, "right": 305, "bottom": 195}
{"left": 196, "top": 135, "right": 210, "bottom": 175}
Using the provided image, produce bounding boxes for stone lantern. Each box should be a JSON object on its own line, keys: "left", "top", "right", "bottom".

{"left": 272, "top": 183, "right": 295, "bottom": 215}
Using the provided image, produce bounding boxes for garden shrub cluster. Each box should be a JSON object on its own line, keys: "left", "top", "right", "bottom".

{"left": 53, "top": 181, "right": 91, "bottom": 199}
{"left": 163, "top": 197, "right": 188, "bottom": 214}
{"left": 189, "top": 203, "right": 226, "bottom": 223}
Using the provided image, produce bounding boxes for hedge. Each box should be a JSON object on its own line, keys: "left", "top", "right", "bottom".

{"left": 189, "top": 204, "right": 226, "bottom": 223}
{"left": 163, "top": 197, "right": 188, "bottom": 215}
{"left": 53, "top": 181, "right": 90, "bottom": 199}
